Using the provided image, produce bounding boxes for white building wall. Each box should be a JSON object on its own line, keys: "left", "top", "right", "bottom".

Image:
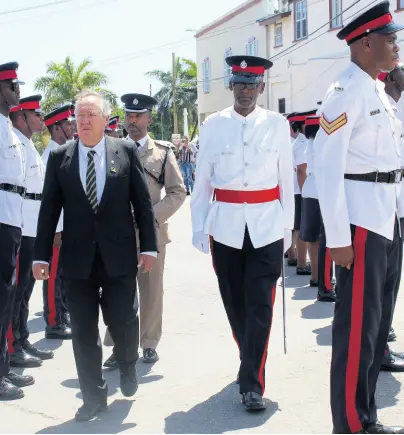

{"left": 196, "top": 0, "right": 404, "bottom": 118}
{"left": 196, "top": 0, "right": 268, "bottom": 122}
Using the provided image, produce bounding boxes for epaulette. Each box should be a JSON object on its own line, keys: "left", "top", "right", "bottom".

{"left": 154, "top": 140, "right": 171, "bottom": 149}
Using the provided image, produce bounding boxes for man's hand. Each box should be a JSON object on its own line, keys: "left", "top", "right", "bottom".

{"left": 53, "top": 232, "right": 62, "bottom": 248}
{"left": 330, "top": 245, "right": 354, "bottom": 269}
{"left": 138, "top": 254, "right": 156, "bottom": 273}
{"left": 33, "top": 263, "right": 50, "bottom": 280}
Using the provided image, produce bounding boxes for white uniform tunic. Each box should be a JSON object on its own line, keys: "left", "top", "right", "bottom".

{"left": 292, "top": 133, "right": 307, "bottom": 194}
{"left": 314, "top": 62, "right": 402, "bottom": 248}
{"left": 388, "top": 95, "right": 404, "bottom": 219}
{"left": 14, "top": 129, "right": 45, "bottom": 237}
{"left": 191, "top": 105, "right": 294, "bottom": 250}
{"left": 0, "top": 114, "right": 25, "bottom": 228}
{"left": 42, "top": 139, "right": 63, "bottom": 232}
{"left": 302, "top": 138, "right": 318, "bottom": 199}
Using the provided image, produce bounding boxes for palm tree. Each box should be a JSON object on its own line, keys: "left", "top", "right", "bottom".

{"left": 34, "top": 57, "right": 117, "bottom": 112}
{"left": 146, "top": 57, "right": 198, "bottom": 140}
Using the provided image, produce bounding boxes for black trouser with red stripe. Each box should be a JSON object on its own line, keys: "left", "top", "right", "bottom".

{"left": 318, "top": 223, "right": 335, "bottom": 292}
{"left": 211, "top": 227, "right": 282, "bottom": 396}
{"left": 331, "top": 222, "right": 402, "bottom": 433}
{"left": 7, "top": 236, "right": 36, "bottom": 353}
{"left": 43, "top": 245, "right": 68, "bottom": 327}
{"left": 0, "top": 223, "right": 21, "bottom": 379}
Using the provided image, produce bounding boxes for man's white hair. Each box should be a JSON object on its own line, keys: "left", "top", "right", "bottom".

{"left": 75, "top": 90, "right": 111, "bottom": 116}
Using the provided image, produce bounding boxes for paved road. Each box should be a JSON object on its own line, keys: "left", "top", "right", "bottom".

{"left": 1, "top": 198, "right": 403, "bottom": 433}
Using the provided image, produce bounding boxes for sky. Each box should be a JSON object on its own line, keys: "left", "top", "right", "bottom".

{"left": 1, "top": 0, "right": 246, "bottom": 104}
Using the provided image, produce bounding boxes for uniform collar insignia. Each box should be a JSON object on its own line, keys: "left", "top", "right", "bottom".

{"left": 370, "top": 109, "right": 381, "bottom": 116}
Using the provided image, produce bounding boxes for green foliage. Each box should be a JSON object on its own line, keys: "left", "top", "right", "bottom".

{"left": 146, "top": 57, "right": 198, "bottom": 140}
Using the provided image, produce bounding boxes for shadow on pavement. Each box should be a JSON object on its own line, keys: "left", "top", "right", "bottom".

{"left": 32, "top": 337, "right": 65, "bottom": 351}
{"left": 376, "top": 371, "right": 402, "bottom": 410}
{"left": 313, "top": 324, "right": 332, "bottom": 346}
{"left": 27, "top": 316, "right": 47, "bottom": 334}
{"left": 36, "top": 399, "right": 136, "bottom": 434}
{"left": 292, "top": 286, "right": 316, "bottom": 301}
{"left": 164, "top": 382, "right": 278, "bottom": 434}
{"left": 301, "top": 301, "right": 335, "bottom": 320}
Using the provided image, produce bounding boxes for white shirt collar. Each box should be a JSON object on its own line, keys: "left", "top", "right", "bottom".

{"left": 231, "top": 105, "right": 261, "bottom": 122}
{"left": 137, "top": 135, "right": 149, "bottom": 149}
{"left": 79, "top": 136, "right": 106, "bottom": 157}
{"left": 13, "top": 128, "right": 32, "bottom": 147}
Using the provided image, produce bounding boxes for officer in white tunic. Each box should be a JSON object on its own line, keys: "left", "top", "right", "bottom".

{"left": 8, "top": 95, "right": 54, "bottom": 369}
{"left": 314, "top": 2, "right": 404, "bottom": 432}
{"left": 0, "top": 62, "right": 35, "bottom": 400}
{"left": 41, "top": 105, "right": 74, "bottom": 339}
{"left": 191, "top": 55, "right": 294, "bottom": 411}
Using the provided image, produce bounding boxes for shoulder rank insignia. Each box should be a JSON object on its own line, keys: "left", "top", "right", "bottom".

{"left": 334, "top": 86, "right": 344, "bottom": 91}
{"left": 320, "top": 113, "right": 347, "bottom": 135}
{"left": 370, "top": 109, "right": 381, "bottom": 116}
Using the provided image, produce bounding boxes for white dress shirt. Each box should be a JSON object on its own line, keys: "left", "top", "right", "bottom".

{"left": 14, "top": 129, "right": 45, "bottom": 237}
{"left": 314, "top": 62, "right": 402, "bottom": 248}
{"left": 42, "top": 139, "right": 63, "bottom": 233}
{"left": 0, "top": 114, "right": 25, "bottom": 229}
{"left": 191, "top": 105, "right": 294, "bottom": 250}
{"left": 135, "top": 135, "right": 148, "bottom": 151}
{"left": 292, "top": 133, "right": 307, "bottom": 194}
{"left": 301, "top": 138, "right": 318, "bottom": 200}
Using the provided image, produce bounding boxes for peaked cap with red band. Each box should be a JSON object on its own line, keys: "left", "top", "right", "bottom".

{"left": 0, "top": 62, "right": 25, "bottom": 84}
{"left": 225, "top": 55, "right": 273, "bottom": 84}
{"left": 44, "top": 104, "right": 74, "bottom": 127}
{"left": 337, "top": 1, "right": 404, "bottom": 45}
{"left": 108, "top": 115, "right": 120, "bottom": 130}
{"left": 305, "top": 116, "right": 320, "bottom": 126}
{"left": 287, "top": 109, "right": 317, "bottom": 123}
{"left": 10, "top": 94, "right": 43, "bottom": 113}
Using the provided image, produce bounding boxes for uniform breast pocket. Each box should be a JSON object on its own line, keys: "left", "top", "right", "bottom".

{"left": 26, "top": 165, "right": 40, "bottom": 178}
{"left": 1, "top": 146, "right": 18, "bottom": 160}
{"left": 213, "top": 147, "right": 238, "bottom": 177}
{"left": 365, "top": 116, "right": 384, "bottom": 155}
{"left": 258, "top": 145, "right": 278, "bottom": 172}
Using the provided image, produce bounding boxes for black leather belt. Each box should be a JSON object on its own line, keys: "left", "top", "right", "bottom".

{"left": 344, "top": 170, "right": 403, "bottom": 184}
{"left": 24, "top": 192, "right": 42, "bottom": 201}
{"left": 0, "top": 183, "right": 26, "bottom": 197}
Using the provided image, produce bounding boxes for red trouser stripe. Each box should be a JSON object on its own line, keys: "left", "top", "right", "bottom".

{"left": 325, "top": 248, "right": 332, "bottom": 290}
{"left": 47, "top": 246, "right": 60, "bottom": 327}
{"left": 258, "top": 286, "right": 276, "bottom": 394}
{"left": 345, "top": 227, "right": 367, "bottom": 433}
{"left": 7, "top": 253, "right": 20, "bottom": 354}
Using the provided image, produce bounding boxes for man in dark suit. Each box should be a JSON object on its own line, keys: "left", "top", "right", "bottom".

{"left": 33, "top": 91, "right": 157, "bottom": 421}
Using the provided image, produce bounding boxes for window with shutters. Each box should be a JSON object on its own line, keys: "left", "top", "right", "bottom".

{"left": 275, "top": 23, "right": 283, "bottom": 47}
{"left": 330, "top": 0, "right": 342, "bottom": 29}
{"left": 245, "top": 37, "right": 258, "bottom": 56}
{"left": 202, "top": 57, "right": 211, "bottom": 94}
{"left": 294, "top": 0, "right": 308, "bottom": 40}
{"left": 224, "top": 47, "right": 232, "bottom": 88}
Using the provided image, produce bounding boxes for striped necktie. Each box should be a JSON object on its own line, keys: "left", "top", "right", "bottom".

{"left": 86, "top": 150, "right": 98, "bottom": 213}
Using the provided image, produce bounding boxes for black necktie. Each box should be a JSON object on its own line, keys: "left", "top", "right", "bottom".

{"left": 136, "top": 141, "right": 141, "bottom": 150}
{"left": 86, "top": 150, "right": 98, "bottom": 213}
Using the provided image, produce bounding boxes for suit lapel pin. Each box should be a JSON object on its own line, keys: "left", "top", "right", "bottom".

{"left": 110, "top": 167, "right": 116, "bottom": 174}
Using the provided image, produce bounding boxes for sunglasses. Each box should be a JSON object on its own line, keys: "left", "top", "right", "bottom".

{"left": 233, "top": 82, "right": 261, "bottom": 90}
{"left": 7, "top": 82, "right": 20, "bottom": 92}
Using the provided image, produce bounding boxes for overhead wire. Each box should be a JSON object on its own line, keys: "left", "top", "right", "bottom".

{"left": 0, "top": 0, "right": 72, "bottom": 16}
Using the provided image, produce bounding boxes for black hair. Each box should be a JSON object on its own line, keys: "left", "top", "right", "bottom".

{"left": 305, "top": 124, "right": 320, "bottom": 139}
{"left": 291, "top": 121, "right": 304, "bottom": 133}
{"left": 9, "top": 111, "right": 21, "bottom": 123}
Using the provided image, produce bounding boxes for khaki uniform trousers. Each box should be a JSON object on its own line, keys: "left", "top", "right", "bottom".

{"left": 104, "top": 245, "right": 166, "bottom": 350}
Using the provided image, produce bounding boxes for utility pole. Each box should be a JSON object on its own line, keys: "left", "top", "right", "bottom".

{"left": 149, "top": 84, "right": 152, "bottom": 96}
{"left": 172, "top": 52, "right": 178, "bottom": 134}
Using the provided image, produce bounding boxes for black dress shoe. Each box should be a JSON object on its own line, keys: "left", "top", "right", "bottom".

{"left": 143, "top": 348, "right": 159, "bottom": 364}
{"left": 287, "top": 259, "right": 297, "bottom": 266}
{"left": 45, "top": 324, "right": 72, "bottom": 340}
{"left": 317, "top": 289, "right": 337, "bottom": 302}
{"left": 297, "top": 266, "right": 312, "bottom": 275}
{"left": 120, "top": 364, "right": 139, "bottom": 397}
{"left": 391, "top": 350, "right": 404, "bottom": 359}
{"left": 310, "top": 280, "right": 319, "bottom": 287}
{"left": 0, "top": 379, "right": 24, "bottom": 400}
{"left": 242, "top": 392, "right": 267, "bottom": 411}
{"left": 5, "top": 371, "right": 35, "bottom": 387}
{"left": 388, "top": 328, "right": 397, "bottom": 342}
{"left": 365, "top": 421, "right": 404, "bottom": 433}
{"left": 103, "top": 353, "right": 118, "bottom": 370}
{"left": 381, "top": 351, "right": 404, "bottom": 372}
{"left": 9, "top": 349, "right": 42, "bottom": 368}
{"left": 75, "top": 401, "right": 108, "bottom": 422}
{"left": 63, "top": 313, "right": 71, "bottom": 327}
{"left": 22, "top": 341, "right": 54, "bottom": 360}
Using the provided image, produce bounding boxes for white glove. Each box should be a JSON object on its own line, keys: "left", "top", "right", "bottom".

{"left": 284, "top": 229, "right": 292, "bottom": 254}
{"left": 192, "top": 232, "right": 210, "bottom": 254}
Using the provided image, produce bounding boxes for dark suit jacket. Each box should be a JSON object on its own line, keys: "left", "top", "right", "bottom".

{"left": 34, "top": 136, "right": 157, "bottom": 279}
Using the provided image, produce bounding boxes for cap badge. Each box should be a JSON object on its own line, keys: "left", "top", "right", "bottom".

{"left": 133, "top": 98, "right": 139, "bottom": 105}
{"left": 240, "top": 60, "right": 247, "bottom": 69}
